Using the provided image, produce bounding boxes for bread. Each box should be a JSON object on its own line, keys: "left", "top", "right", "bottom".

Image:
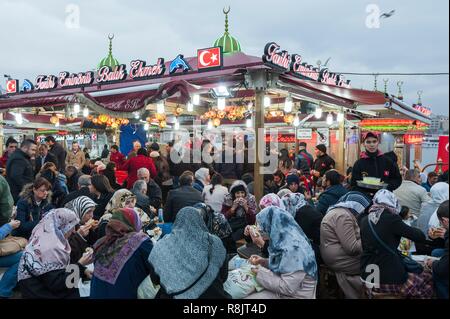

{"left": 84, "top": 247, "right": 93, "bottom": 254}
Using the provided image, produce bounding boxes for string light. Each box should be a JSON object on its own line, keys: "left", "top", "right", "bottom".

{"left": 187, "top": 102, "right": 194, "bottom": 112}
{"left": 315, "top": 106, "right": 323, "bottom": 119}
{"left": 217, "top": 97, "right": 226, "bottom": 111}
{"left": 284, "top": 95, "right": 293, "bottom": 113}
{"left": 157, "top": 101, "right": 165, "bottom": 114}
{"left": 83, "top": 107, "right": 89, "bottom": 118}
{"left": 326, "top": 113, "right": 334, "bottom": 125}
{"left": 73, "top": 103, "right": 80, "bottom": 115}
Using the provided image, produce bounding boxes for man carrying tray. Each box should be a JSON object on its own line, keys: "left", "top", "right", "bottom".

{"left": 351, "top": 131, "right": 402, "bottom": 195}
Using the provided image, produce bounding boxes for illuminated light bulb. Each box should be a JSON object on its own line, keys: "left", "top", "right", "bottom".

{"left": 83, "top": 107, "right": 89, "bottom": 118}
{"left": 315, "top": 107, "right": 322, "bottom": 119}
{"left": 144, "top": 123, "right": 149, "bottom": 131}
{"left": 246, "top": 117, "right": 252, "bottom": 128}
{"left": 337, "top": 112, "right": 344, "bottom": 122}
{"left": 207, "top": 119, "right": 213, "bottom": 129}
{"left": 218, "top": 97, "right": 226, "bottom": 111}
{"left": 264, "top": 96, "right": 271, "bottom": 108}
{"left": 157, "top": 101, "right": 165, "bottom": 114}
{"left": 293, "top": 113, "right": 300, "bottom": 127}
{"left": 247, "top": 102, "right": 253, "bottom": 110}
{"left": 193, "top": 94, "right": 200, "bottom": 105}
{"left": 174, "top": 120, "right": 180, "bottom": 130}
{"left": 55, "top": 119, "right": 60, "bottom": 127}
{"left": 187, "top": 102, "right": 194, "bottom": 112}
{"left": 73, "top": 103, "right": 80, "bottom": 114}
{"left": 134, "top": 112, "right": 139, "bottom": 119}
{"left": 326, "top": 113, "right": 333, "bottom": 125}
{"left": 284, "top": 96, "right": 293, "bottom": 113}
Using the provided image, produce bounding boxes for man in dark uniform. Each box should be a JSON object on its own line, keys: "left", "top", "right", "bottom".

{"left": 311, "top": 144, "right": 335, "bottom": 184}
{"left": 351, "top": 131, "right": 402, "bottom": 194}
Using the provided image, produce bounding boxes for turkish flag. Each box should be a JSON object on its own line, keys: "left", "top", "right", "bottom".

{"left": 436, "top": 135, "right": 449, "bottom": 172}
{"left": 6, "top": 79, "right": 18, "bottom": 94}
{"left": 197, "top": 47, "right": 222, "bottom": 70}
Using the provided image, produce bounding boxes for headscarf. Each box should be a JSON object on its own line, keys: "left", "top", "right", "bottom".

{"left": 105, "top": 189, "right": 137, "bottom": 212}
{"left": 277, "top": 188, "right": 292, "bottom": 198}
{"left": 417, "top": 182, "right": 449, "bottom": 234}
{"left": 195, "top": 167, "right": 210, "bottom": 184}
{"left": 281, "top": 193, "right": 308, "bottom": 217}
{"left": 326, "top": 191, "right": 371, "bottom": 215}
{"left": 93, "top": 208, "right": 148, "bottom": 285}
{"left": 223, "top": 180, "right": 257, "bottom": 218}
{"left": 368, "top": 189, "right": 401, "bottom": 224}
{"left": 259, "top": 193, "right": 285, "bottom": 210}
{"left": 65, "top": 196, "right": 97, "bottom": 221}
{"left": 256, "top": 207, "right": 317, "bottom": 279}
{"left": 149, "top": 207, "right": 226, "bottom": 299}
{"left": 18, "top": 209, "right": 79, "bottom": 281}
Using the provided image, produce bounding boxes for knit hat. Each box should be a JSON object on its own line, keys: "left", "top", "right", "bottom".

{"left": 299, "top": 142, "right": 307, "bottom": 147}
{"left": 149, "top": 151, "right": 160, "bottom": 158}
{"left": 315, "top": 144, "right": 327, "bottom": 153}
{"left": 286, "top": 174, "right": 300, "bottom": 185}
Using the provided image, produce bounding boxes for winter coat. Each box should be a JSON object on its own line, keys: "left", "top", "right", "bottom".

{"left": 49, "top": 142, "right": 67, "bottom": 172}
{"left": 163, "top": 186, "right": 203, "bottom": 222}
{"left": 35, "top": 152, "right": 58, "bottom": 175}
{"left": 315, "top": 184, "right": 349, "bottom": 215}
{"left": 122, "top": 155, "right": 157, "bottom": 189}
{"left": 394, "top": 181, "right": 431, "bottom": 217}
{"left": 66, "top": 150, "right": 85, "bottom": 170}
{"left": 110, "top": 151, "right": 126, "bottom": 170}
{"left": 6, "top": 149, "right": 35, "bottom": 203}
{"left": 0, "top": 175, "right": 14, "bottom": 226}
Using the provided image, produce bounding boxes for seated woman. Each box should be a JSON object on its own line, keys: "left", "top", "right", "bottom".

{"left": 66, "top": 196, "right": 98, "bottom": 265}
{"left": 282, "top": 193, "right": 323, "bottom": 263}
{"left": 65, "top": 165, "right": 81, "bottom": 193}
{"left": 221, "top": 181, "right": 257, "bottom": 241}
{"left": 17, "top": 208, "right": 92, "bottom": 299}
{"left": 148, "top": 207, "right": 230, "bottom": 299}
{"left": 39, "top": 162, "right": 68, "bottom": 206}
{"left": 14, "top": 177, "right": 53, "bottom": 239}
{"left": 320, "top": 191, "right": 371, "bottom": 299}
{"left": 102, "top": 162, "right": 121, "bottom": 190}
{"left": 0, "top": 219, "right": 22, "bottom": 298}
{"left": 360, "top": 189, "right": 433, "bottom": 299}
{"left": 417, "top": 182, "right": 448, "bottom": 237}
{"left": 245, "top": 206, "right": 318, "bottom": 299}
{"left": 90, "top": 208, "right": 154, "bottom": 299}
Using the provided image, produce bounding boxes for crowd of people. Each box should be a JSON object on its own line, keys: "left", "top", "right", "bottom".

{"left": 0, "top": 131, "right": 448, "bottom": 299}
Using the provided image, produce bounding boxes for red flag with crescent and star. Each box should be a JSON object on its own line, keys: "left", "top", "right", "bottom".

{"left": 6, "top": 79, "right": 18, "bottom": 94}
{"left": 197, "top": 47, "right": 222, "bottom": 71}
{"left": 436, "top": 135, "right": 449, "bottom": 172}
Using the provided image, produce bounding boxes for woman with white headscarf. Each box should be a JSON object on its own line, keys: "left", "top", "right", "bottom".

{"left": 17, "top": 209, "right": 92, "bottom": 299}
{"left": 245, "top": 206, "right": 318, "bottom": 299}
{"left": 360, "top": 189, "right": 433, "bottom": 299}
{"left": 320, "top": 191, "right": 371, "bottom": 298}
{"left": 417, "top": 182, "right": 449, "bottom": 235}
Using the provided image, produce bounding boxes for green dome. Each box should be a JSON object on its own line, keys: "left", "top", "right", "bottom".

{"left": 213, "top": 8, "right": 242, "bottom": 55}
{"left": 98, "top": 35, "right": 120, "bottom": 69}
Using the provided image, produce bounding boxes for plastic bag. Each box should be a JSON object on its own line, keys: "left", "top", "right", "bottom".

{"left": 137, "top": 276, "right": 160, "bottom": 299}
{"left": 228, "top": 255, "right": 250, "bottom": 271}
{"left": 224, "top": 264, "right": 264, "bottom": 299}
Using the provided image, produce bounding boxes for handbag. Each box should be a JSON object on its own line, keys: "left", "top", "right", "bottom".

{"left": 368, "top": 219, "right": 423, "bottom": 274}
{"left": 0, "top": 235, "right": 28, "bottom": 256}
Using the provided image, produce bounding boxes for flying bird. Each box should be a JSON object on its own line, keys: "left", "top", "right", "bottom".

{"left": 380, "top": 10, "right": 395, "bottom": 19}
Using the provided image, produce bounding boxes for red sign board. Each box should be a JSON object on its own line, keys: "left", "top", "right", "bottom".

{"left": 6, "top": 79, "right": 18, "bottom": 94}
{"left": 436, "top": 135, "right": 449, "bottom": 172}
{"left": 197, "top": 47, "right": 223, "bottom": 71}
{"left": 265, "top": 134, "right": 296, "bottom": 143}
{"left": 404, "top": 134, "right": 423, "bottom": 145}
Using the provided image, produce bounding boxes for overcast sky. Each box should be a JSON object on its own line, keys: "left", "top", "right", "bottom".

{"left": 0, "top": 0, "right": 448, "bottom": 115}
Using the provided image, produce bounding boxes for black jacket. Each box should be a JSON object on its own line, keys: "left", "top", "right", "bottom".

{"left": 61, "top": 187, "right": 96, "bottom": 207}
{"left": 295, "top": 205, "right": 323, "bottom": 263}
{"left": 432, "top": 232, "right": 448, "bottom": 283}
{"left": 19, "top": 268, "right": 80, "bottom": 299}
{"left": 147, "top": 179, "right": 162, "bottom": 209}
{"left": 93, "top": 192, "right": 114, "bottom": 220}
{"left": 35, "top": 152, "right": 58, "bottom": 175}
{"left": 360, "top": 211, "right": 426, "bottom": 285}
{"left": 6, "top": 149, "right": 35, "bottom": 203}
{"left": 315, "top": 184, "right": 349, "bottom": 215}
{"left": 163, "top": 186, "right": 203, "bottom": 222}
{"left": 313, "top": 154, "right": 335, "bottom": 180}
{"left": 49, "top": 142, "right": 67, "bottom": 172}
{"left": 351, "top": 151, "right": 402, "bottom": 192}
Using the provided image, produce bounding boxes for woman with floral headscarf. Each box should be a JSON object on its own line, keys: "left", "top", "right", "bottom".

{"left": 17, "top": 208, "right": 92, "bottom": 299}
{"left": 97, "top": 189, "right": 150, "bottom": 238}
{"left": 320, "top": 191, "right": 371, "bottom": 298}
{"left": 246, "top": 206, "right": 317, "bottom": 299}
{"left": 360, "top": 189, "right": 433, "bottom": 299}
{"left": 90, "top": 208, "right": 155, "bottom": 299}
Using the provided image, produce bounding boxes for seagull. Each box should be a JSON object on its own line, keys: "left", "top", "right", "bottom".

{"left": 380, "top": 10, "right": 395, "bottom": 19}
